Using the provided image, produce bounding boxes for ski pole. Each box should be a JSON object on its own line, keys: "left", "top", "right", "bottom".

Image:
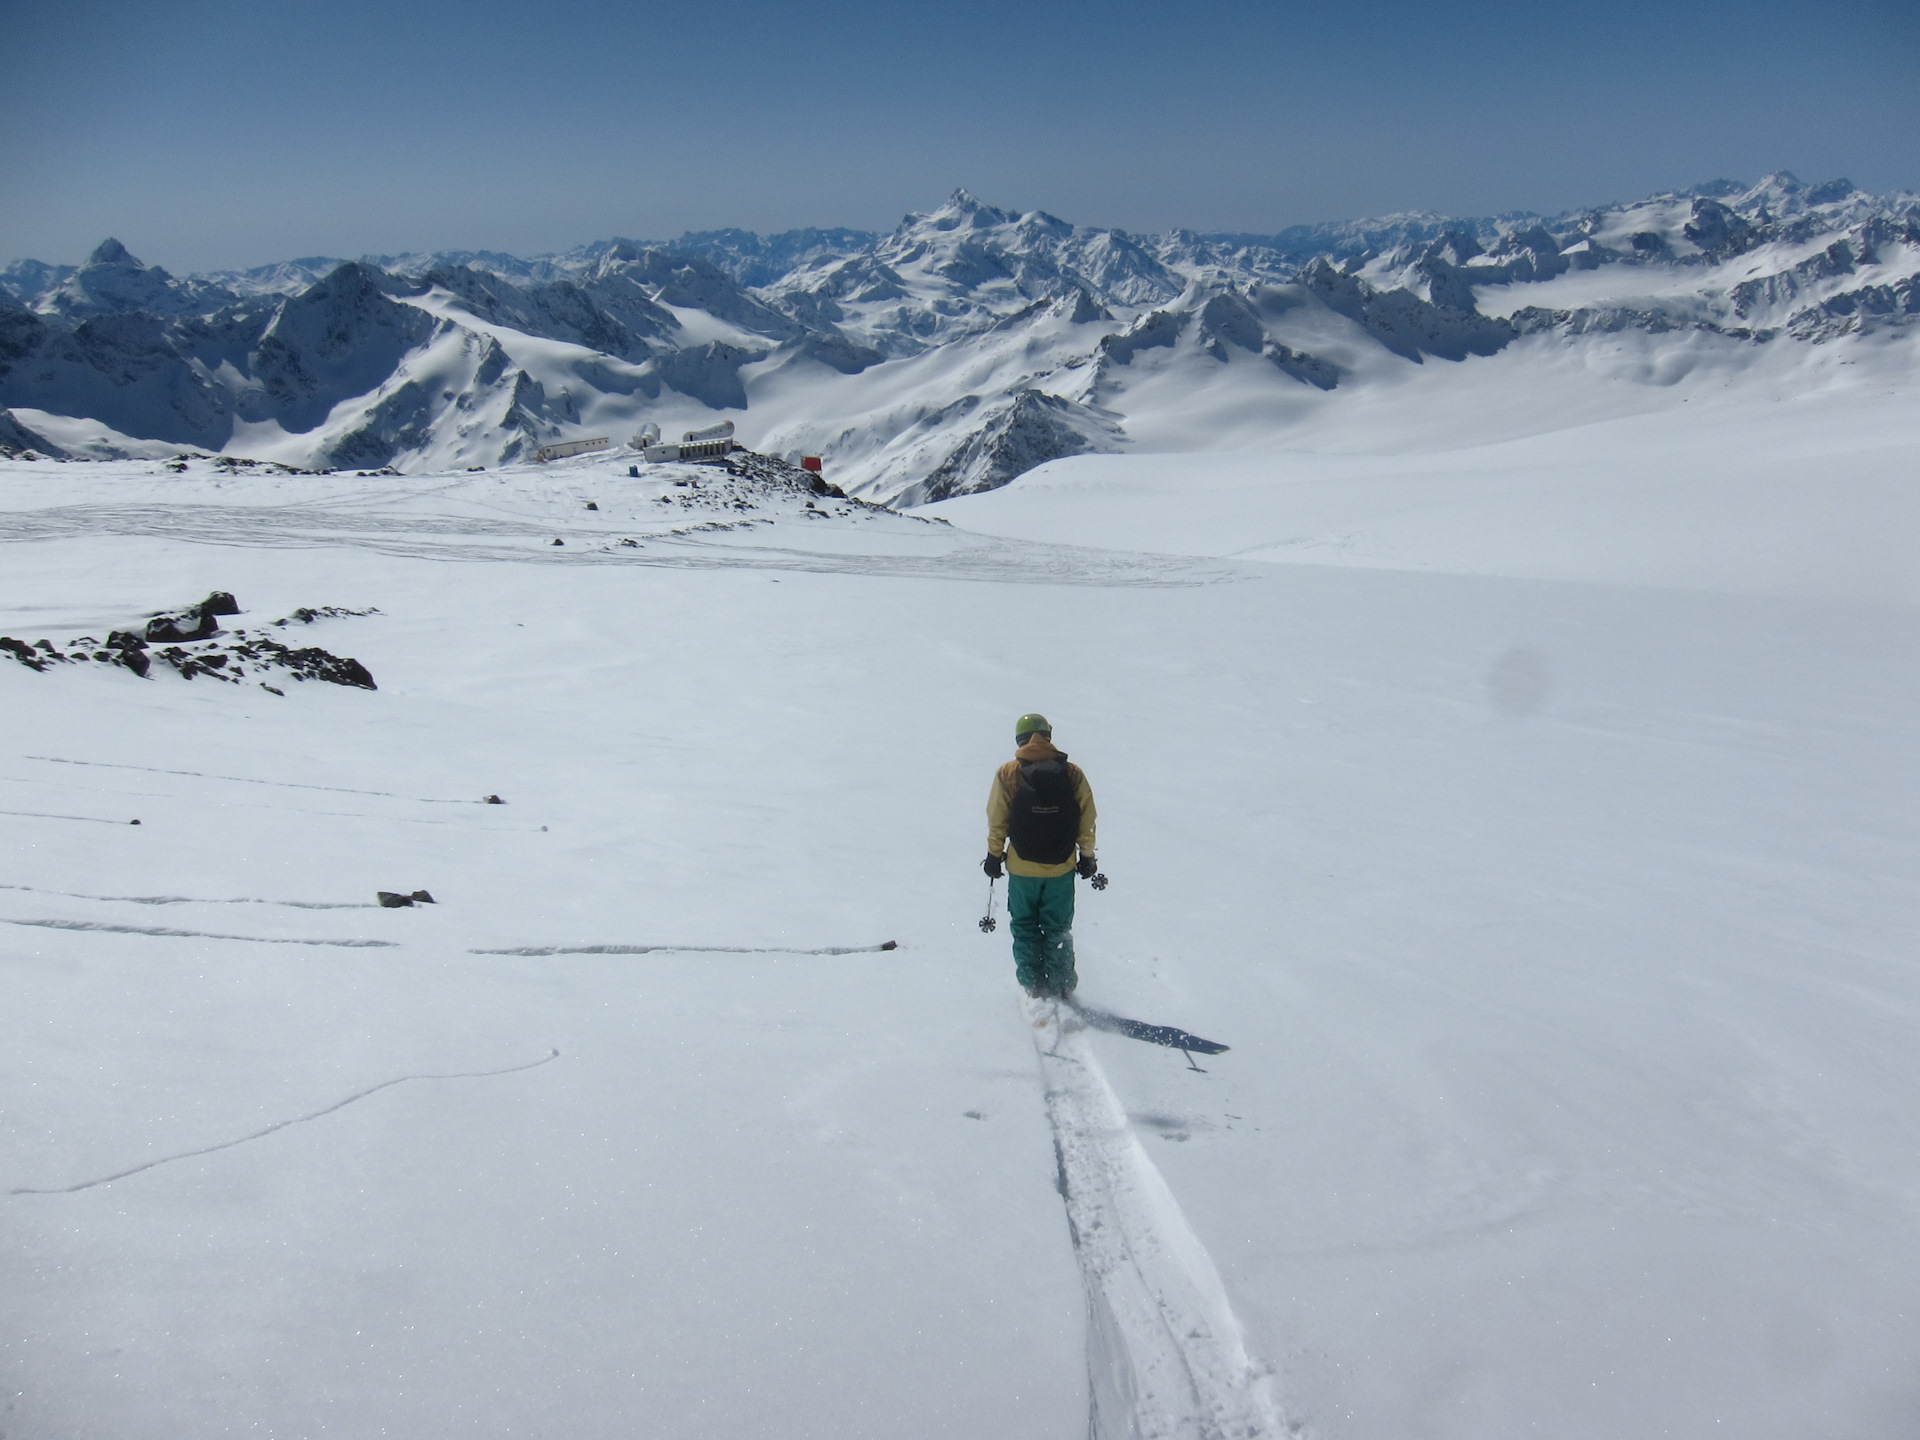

{"left": 979, "top": 876, "right": 999, "bottom": 933}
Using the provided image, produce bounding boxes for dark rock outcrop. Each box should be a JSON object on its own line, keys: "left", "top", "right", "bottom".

{"left": 899, "top": 389, "right": 1126, "bottom": 505}
{"left": 1099, "top": 308, "right": 1185, "bottom": 365}
{"left": 4, "top": 595, "right": 379, "bottom": 691}
{"left": 1298, "top": 258, "right": 1513, "bottom": 362}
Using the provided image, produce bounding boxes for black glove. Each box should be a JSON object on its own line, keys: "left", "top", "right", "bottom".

{"left": 1076, "top": 855, "right": 1098, "bottom": 879}
{"left": 983, "top": 854, "right": 1004, "bottom": 879}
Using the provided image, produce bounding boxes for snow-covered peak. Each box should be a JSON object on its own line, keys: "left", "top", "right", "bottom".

{"left": 0, "top": 257, "right": 76, "bottom": 307}
{"left": 757, "top": 192, "right": 1188, "bottom": 356}
{"left": 909, "top": 188, "right": 1020, "bottom": 234}
{"left": 40, "top": 238, "right": 228, "bottom": 320}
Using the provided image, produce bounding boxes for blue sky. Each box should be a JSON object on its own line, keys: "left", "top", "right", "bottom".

{"left": 4, "top": 0, "right": 1916, "bottom": 272}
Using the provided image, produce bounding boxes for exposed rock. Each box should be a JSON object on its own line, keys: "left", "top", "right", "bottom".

{"left": 1684, "top": 198, "right": 1760, "bottom": 259}
{"left": 797, "top": 332, "right": 885, "bottom": 375}
{"left": 1509, "top": 306, "right": 1772, "bottom": 341}
{"left": 374, "top": 889, "right": 438, "bottom": 907}
{"left": 653, "top": 341, "right": 763, "bottom": 409}
{"left": 422, "top": 264, "right": 654, "bottom": 362}
{"left": 1298, "top": 258, "right": 1513, "bottom": 362}
{"left": 144, "top": 610, "right": 218, "bottom": 643}
{"left": 276, "top": 605, "right": 379, "bottom": 625}
{"left": 144, "top": 591, "right": 239, "bottom": 642}
{"left": 1267, "top": 341, "right": 1339, "bottom": 390}
{"left": 0, "top": 637, "right": 47, "bottom": 671}
{"left": 1100, "top": 308, "right": 1185, "bottom": 365}
{"left": 899, "top": 389, "right": 1126, "bottom": 505}
{"left": 5, "top": 595, "right": 378, "bottom": 691}
{"left": 1197, "top": 293, "right": 1267, "bottom": 358}
{"left": 1787, "top": 276, "right": 1920, "bottom": 339}
{"left": 252, "top": 262, "right": 438, "bottom": 434}
{"left": 0, "top": 408, "right": 70, "bottom": 459}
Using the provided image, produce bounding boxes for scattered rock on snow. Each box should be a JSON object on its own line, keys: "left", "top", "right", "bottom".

{"left": 376, "top": 889, "right": 437, "bottom": 908}
{"left": 2, "top": 594, "right": 379, "bottom": 691}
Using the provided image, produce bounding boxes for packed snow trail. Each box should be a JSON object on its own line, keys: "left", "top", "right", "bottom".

{"left": 12, "top": 1049, "right": 560, "bottom": 1195}
{"left": 0, "top": 494, "right": 1238, "bottom": 588}
{"left": 1031, "top": 1001, "right": 1286, "bottom": 1440}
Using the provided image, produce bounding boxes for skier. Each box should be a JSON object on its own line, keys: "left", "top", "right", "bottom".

{"left": 983, "top": 713, "right": 1098, "bottom": 999}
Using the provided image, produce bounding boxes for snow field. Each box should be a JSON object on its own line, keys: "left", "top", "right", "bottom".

{"left": 933, "top": 343, "right": 1920, "bottom": 605}
{"left": 3, "top": 431, "right": 1919, "bottom": 1437}
{"left": 0, "top": 532, "right": 1094, "bottom": 1439}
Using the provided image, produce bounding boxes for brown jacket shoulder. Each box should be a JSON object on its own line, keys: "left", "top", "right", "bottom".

{"left": 986, "top": 737, "right": 1097, "bottom": 878}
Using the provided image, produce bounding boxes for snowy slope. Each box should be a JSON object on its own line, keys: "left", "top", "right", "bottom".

{"left": 4, "top": 174, "right": 1915, "bottom": 502}
{"left": 5, "top": 369, "right": 1920, "bottom": 1440}
{"left": 930, "top": 324, "right": 1920, "bottom": 604}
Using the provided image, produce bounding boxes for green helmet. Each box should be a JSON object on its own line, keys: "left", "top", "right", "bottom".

{"left": 1015, "top": 712, "right": 1052, "bottom": 739}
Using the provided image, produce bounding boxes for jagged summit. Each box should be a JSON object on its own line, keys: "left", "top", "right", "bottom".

{"left": 87, "top": 237, "right": 137, "bottom": 267}
{"left": 918, "top": 188, "right": 1018, "bottom": 232}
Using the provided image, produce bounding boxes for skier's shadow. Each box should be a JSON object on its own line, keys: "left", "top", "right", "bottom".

{"left": 1067, "top": 1002, "right": 1229, "bottom": 1071}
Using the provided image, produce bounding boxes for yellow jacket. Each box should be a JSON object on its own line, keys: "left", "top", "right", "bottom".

{"left": 987, "top": 736, "right": 1097, "bottom": 878}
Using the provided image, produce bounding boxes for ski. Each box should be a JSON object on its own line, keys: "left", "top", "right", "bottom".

{"left": 1065, "top": 1002, "right": 1230, "bottom": 1057}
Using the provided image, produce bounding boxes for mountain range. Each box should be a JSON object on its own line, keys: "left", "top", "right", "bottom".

{"left": 3, "top": 172, "right": 1914, "bottom": 503}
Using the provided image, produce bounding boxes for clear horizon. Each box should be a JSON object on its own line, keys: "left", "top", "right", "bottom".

{"left": 5, "top": 0, "right": 1917, "bottom": 274}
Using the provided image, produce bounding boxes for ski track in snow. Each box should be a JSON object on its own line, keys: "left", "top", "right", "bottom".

{"left": 0, "top": 882, "right": 372, "bottom": 909}
{"left": 10, "top": 1049, "right": 561, "bottom": 1196}
{"left": 1031, "top": 1001, "right": 1288, "bottom": 1440}
{"left": 2, "top": 917, "right": 397, "bottom": 947}
{"left": 0, "top": 502, "right": 1237, "bottom": 588}
{"left": 472, "top": 942, "right": 898, "bottom": 957}
{"left": 0, "top": 806, "right": 133, "bottom": 826}
{"left": 26, "top": 755, "right": 478, "bottom": 803}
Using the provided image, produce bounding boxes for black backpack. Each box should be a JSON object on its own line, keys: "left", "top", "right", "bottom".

{"left": 1008, "top": 757, "right": 1081, "bottom": 865}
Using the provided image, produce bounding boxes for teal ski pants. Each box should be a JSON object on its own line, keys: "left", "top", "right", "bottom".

{"left": 1007, "top": 872, "right": 1077, "bottom": 995}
